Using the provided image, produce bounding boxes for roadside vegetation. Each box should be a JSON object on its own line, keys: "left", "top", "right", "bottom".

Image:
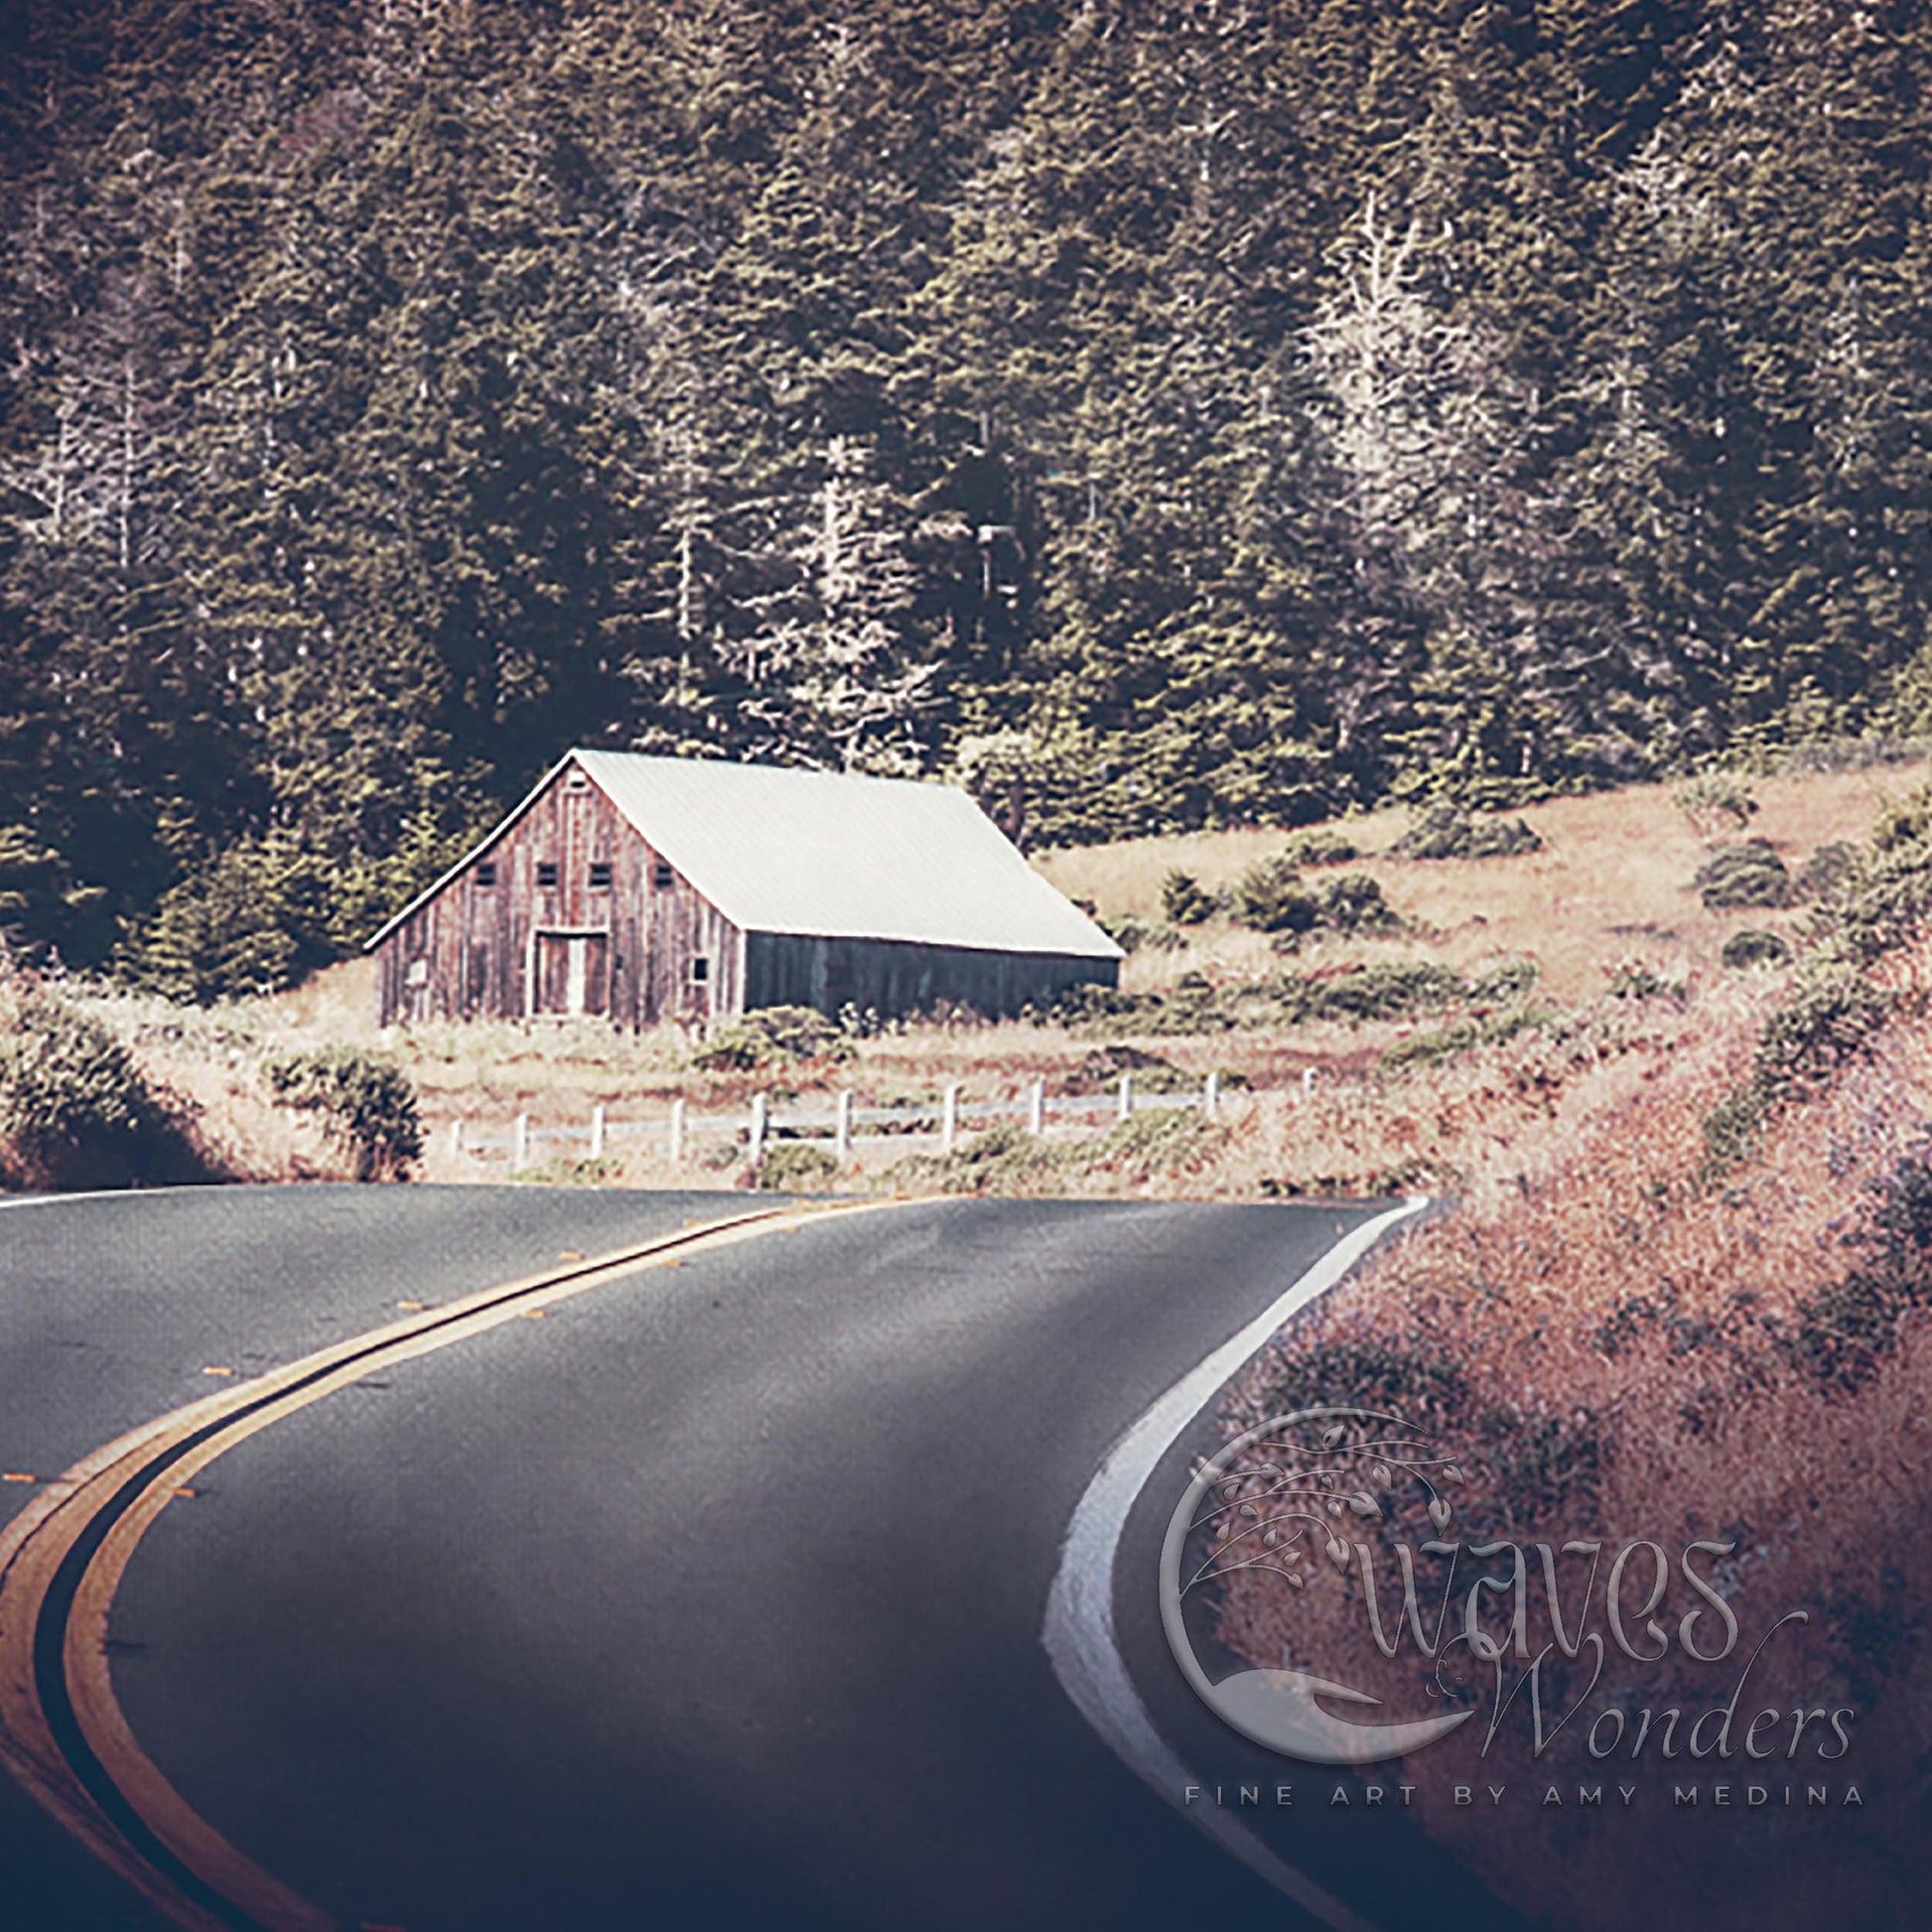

{"left": 1210, "top": 767, "right": 1932, "bottom": 1932}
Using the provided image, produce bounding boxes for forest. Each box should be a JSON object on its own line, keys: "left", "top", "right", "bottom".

{"left": 3, "top": 0, "right": 1931, "bottom": 991}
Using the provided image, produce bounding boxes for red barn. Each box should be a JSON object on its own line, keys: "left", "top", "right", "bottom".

{"left": 365, "top": 751, "right": 1122, "bottom": 1031}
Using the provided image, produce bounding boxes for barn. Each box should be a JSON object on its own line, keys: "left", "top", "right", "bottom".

{"left": 365, "top": 751, "right": 1123, "bottom": 1031}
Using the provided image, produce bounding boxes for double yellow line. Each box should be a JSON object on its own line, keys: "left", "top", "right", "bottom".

{"left": 0, "top": 1196, "right": 897, "bottom": 1932}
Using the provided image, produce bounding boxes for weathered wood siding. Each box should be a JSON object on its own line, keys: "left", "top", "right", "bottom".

{"left": 743, "top": 932, "right": 1117, "bottom": 1021}
{"left": 373, "top": 764, "right": 745, "bottom": 1029}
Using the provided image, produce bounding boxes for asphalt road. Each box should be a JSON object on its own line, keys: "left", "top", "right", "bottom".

{"left": 1, "top": 1186, "right": 1519, "bottom": 1932}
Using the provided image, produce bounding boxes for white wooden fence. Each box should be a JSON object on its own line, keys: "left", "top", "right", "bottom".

{"left": 440, "top": 1069, "right": 1265, "bottom": 1171}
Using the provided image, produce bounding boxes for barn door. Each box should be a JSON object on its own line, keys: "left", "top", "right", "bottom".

{"left": 534, "top": 932, "right": 610, "bottom": 1017}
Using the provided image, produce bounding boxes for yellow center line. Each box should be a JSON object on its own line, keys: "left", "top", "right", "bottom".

{"left": 0, "top": 1194, "right": 905, "bottom": 1932}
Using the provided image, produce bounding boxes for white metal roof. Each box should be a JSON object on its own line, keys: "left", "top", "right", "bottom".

{"left": 367, "top": 751, "right": 1123, "bottom": 960}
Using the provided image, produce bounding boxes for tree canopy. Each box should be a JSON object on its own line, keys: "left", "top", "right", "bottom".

{"left": 4, "top": 0, "right": 1931, "bottom": 978}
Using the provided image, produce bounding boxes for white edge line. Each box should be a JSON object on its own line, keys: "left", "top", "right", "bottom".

{"left": 1040, "top": 1196, "right": 1432, "bottom": 1932}
{"left": 0, "top": 1183, "right": 240, "bottom": 1210}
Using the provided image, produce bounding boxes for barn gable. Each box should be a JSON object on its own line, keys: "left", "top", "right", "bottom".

{"left": 366, "top": 752, "right": 1120, "bottom": 1030}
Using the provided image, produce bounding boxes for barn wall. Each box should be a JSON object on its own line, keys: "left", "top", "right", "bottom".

{"left": 373, "top": 764, "right": 745, "bottom": 1029}
{"left": 743, "top": 933, "right": 1117, "bottom": 1022}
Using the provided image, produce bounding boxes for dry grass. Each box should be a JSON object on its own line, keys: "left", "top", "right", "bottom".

{"left": 1039, "top": 766, "right": 1915, "bottom": 1001}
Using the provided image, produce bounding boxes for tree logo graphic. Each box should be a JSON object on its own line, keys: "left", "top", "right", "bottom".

{"left": 1160, "top": 1405, "right": 1476, "bottom": 1763}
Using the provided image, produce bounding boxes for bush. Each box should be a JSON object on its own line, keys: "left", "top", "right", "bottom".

{"left": 263, "top": 1045, "right": 422, "bottom": 1180}
{"left": 1380, "top": 1008, "right": 1537, "bottom": 1068}
{"left": 1674, "top": 773, "right": 1758, "bottom": 833}
{"left": 692, "top": 1005, "right": 854, "bottom": 1070}
{"left": 1280, "top": 828, "right": 1361, "bottom": 867}
{"left": 508, "top": 1156, "right": 619, "bottom": 1187}
{"left": 1076, "top": 1042, "right": 1192, "bottom": 1093}
{"left": 1237, "top": 858, "right": 1402, "bottom": 942}
{"left": 1604, "top": 960, "right": 1683, "bottom": 1000}
{"left": 1797, "top": 841, "right": 1856, "bottom": 899}
{"left": 1694, "top": 838, "right": 1790, "bottom": 908}
{"left": 1232, "top": 858, "right": 1323, "bottom": 934}
{"left": 1280, "top": 958, "right": 1467, "bottom": 1023}
{"left": 1721, "top": 928, "right": 1791, "bottom": 971}
{"left": 1317, "top": 872, "right": 1400, "bottom": 935}
{"left": 1393, "top": 807, "right": 1543, "bottom": 861}
{"left": 1818, "top": 787, "right": 1932, "bottom": 966}
{"left": 1099, "top": 912, "right": 1188, "bottom": 954}
{"left": 1703, "top": 967, "right": 1891, "bottom": 1170}
{"left": 1786, "top": 1149, "right": 1932, "bottom": 1394}
{"left": 756, "top": 1141, "right": 841, "bottom": 1191}
{"left": 0, "top": 977, "right": 212, "bottom": 1189}
{"left": 882, "top": 1108, "right": 1219, "bottom": 1197}
{"left": 1161, "top": 870, "right": 1216, "bottom": 924}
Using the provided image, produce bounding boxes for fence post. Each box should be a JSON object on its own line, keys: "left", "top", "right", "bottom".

{"left": 1202, "top": 1070, "right": 1219, "bottom": 1122}
{"left": 589, "top": 1104, "right": 607, "bottom": 1160}
{"left": 835, "top": 1089, "right": 854, "bottom": 1161}
{"left": 449, "top": 1118, "right": 466, "bottom": 1160}
{"left": 941, "top": 1083, "right": 961, "bottom": 1154}
{"left": 749, "top": 1092, "right": 767, "bottom": 1167}
{"left": 1027, "top": 1078, "right": 1045, "bottom": 1137}
{"left": 1117, "top": 1072, "right": 1134, "bottom": 1121}
{"left": 1302, "top": 1065, "right": 1316, "bottom": 1102}
{"left": 512, "top": 1113, "right": 530, "bottom": 1170}
{"left": 668, "top": 1097, "right": 686, "bottom": 1166}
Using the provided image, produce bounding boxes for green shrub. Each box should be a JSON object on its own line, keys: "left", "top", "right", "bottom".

{"left": 756, "top": 1140, "right": 841, "bottom": 1191}
{"left": 1466, "top": 956, "right": 1541, "bottom": 1002}
{"left": 1281, "top": 958, "right": 1466, "bottom": 1023}
{"left": 1100, "top": 912, "right": 1189, "bottom": 954}
{"left": 1721, "top": 928, "right": 1791, "bottom": 970}
{"left": 1280, "top": 828, "right": 1361, "bottom": 867}
{"left": 885, "top": 1123, "right": 1053, "bottom": 1195}
{"left": 1393, "top": 807, "right": 1543, "bottom": 861}
{"left": 1233, "top": 858, "right": 1323, "bottom": 934}
{"left": 1235, "top": 859, "right": 1399, "bottom": 939}
{"left": 1161, "top": 870, "right": 1216, "bottom": 925}
{"left": 692, "top": 1005, "right": 854, "bottom": 1071}
{"left": 1604, "top": 961, "right": 1683, "bottom": 1000}
{"left": 1797, "top": 841, "right": 1856, "bottom": 899}
{"left": 1076, "top": 1042, "right": 1192, "bottom": 1092}
{"left": 1703, "top": 967, "right": 1891, "bottom": 1170}
{"left": 1820, "top": 786, "right": 1932, "bottom": 965}
{"left": 1785, "top": 1149, "right": 1932, "bottom": 1394}
{"left": 508, "top": 1156, "right": 619, "bottom": 1187}
{"left": 0, "top": 980, "right": 212, "bottom": 1189}
{"left": 1674, "top": 773, "right": 1759, "bottom": 832}
{"left": 1694, "top": 838, "right": 1791, "bottom": 908}
{"left": 263, "top": 1045, "right": 422, "bottom": 1180}
{"left": 1380, "top": 1008, "right": 1538, "bottom": 1068}
{"left": 1317, "top": 872, "right": 1400, "bottom": 935}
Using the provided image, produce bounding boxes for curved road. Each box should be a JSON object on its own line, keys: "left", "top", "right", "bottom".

{"left": 0, "top": 1186, "right": 1520, "bottom": 1932}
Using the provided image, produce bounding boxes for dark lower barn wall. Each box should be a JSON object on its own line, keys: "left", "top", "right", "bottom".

{"left": 743, "top": 932, "right": 1117, "bottom": 1021}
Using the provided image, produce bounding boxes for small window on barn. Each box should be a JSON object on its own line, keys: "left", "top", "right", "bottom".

{"left": 566, "top": 769, "right": 589, "bottom": 792}
{"left": 588, "top": 860, "right": 613, "bottom": 890}
{"left": 536, "top": 860, "right": 559, "bottom": 889}
{"left": 652, "top": 861, "right": 675, "bottom": 891}
{"left": 406, "top": 958, "right": 429, "bottom": 988}
{"left": 690, "top": 956, "right": 710, "bottom": 984}
{"left": 476, "top": 861, "right": 497, "bottom": 888}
